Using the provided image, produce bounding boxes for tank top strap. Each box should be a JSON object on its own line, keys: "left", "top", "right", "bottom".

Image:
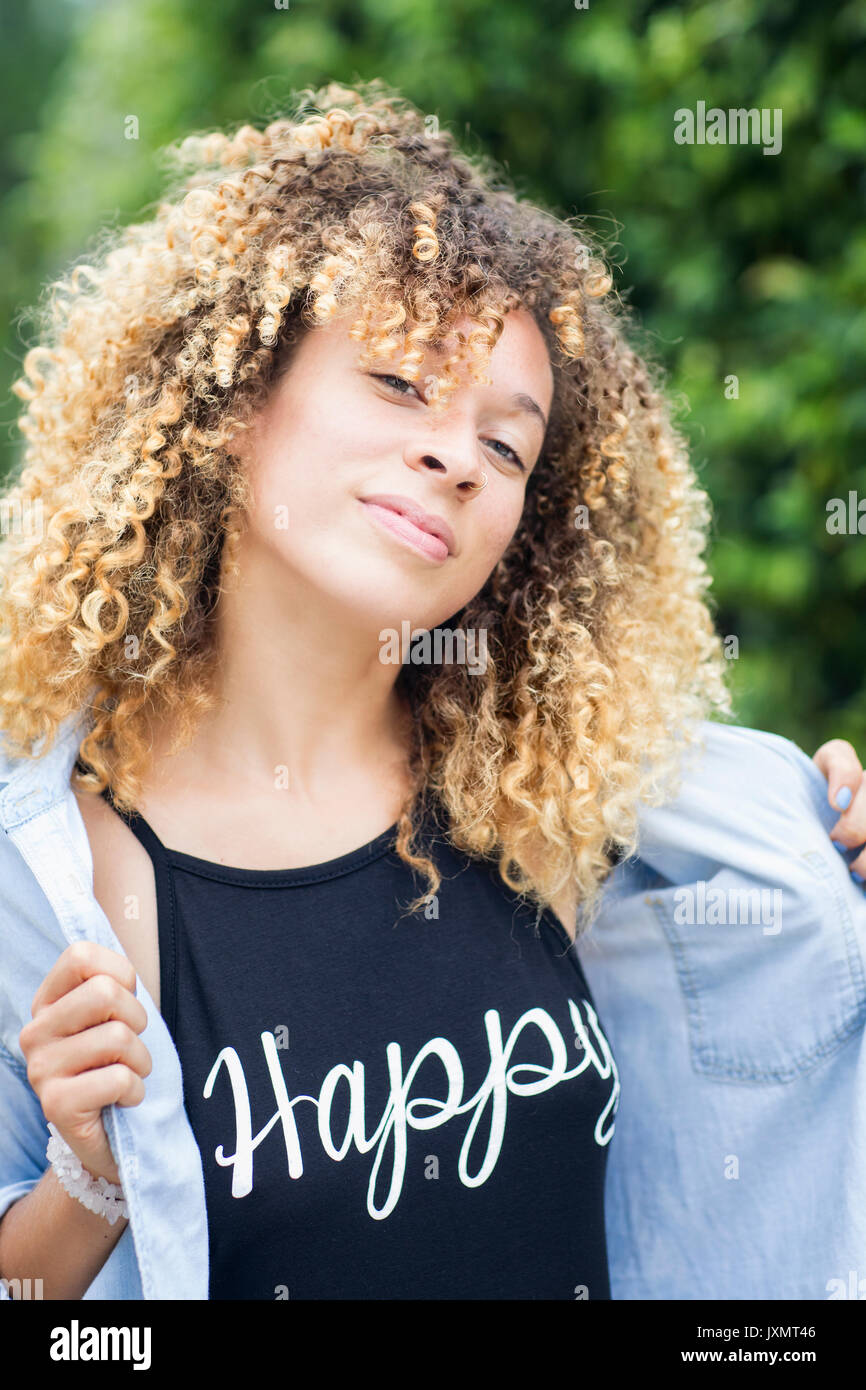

{"left": 98, "top": 784, "right": 179, "bottom": 1037}
{"left": 99, "top": 785, "right": 168, "bottom": 859}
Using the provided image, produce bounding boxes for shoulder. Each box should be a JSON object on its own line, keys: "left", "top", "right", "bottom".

{"left": 0, "top": 827, "right": 69, "bottom": 1068}
{"left": 589, "top": 722, "right": 866, "bottom": 1086}
{"left": 679, "top": 719, "right": 826, "bottom": 796}
{"left": 624, "top": 721, "right": 866, "bottom": 1047}
{"left": 633, "top": 719, "right": 838, "bottom": 885}
{"left": 619, "top": 728, "right": 866, "bottom": 1084}
{"left": 544, "top": 722, "right": 828, "bottom": 942}
{"left": 0, "top": 725, "right": 86, "bottom": 1057}
{"left": 547, "top": 882, "right": 579, "bottom": 944}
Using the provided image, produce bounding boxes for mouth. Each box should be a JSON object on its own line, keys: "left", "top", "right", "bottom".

{"left": 359, "top": 494, "right": 455, "bottom": 563}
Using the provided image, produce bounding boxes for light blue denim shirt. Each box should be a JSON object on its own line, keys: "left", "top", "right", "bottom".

{"left": 0, "top": 710, "right": 864, "bottom": 1300}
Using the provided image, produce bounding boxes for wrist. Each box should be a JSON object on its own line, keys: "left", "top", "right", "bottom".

{"left": 46, "top": 1124, "right": 129, "bottom": 1225}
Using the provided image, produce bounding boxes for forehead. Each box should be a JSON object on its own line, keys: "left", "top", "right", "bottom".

{"left": 426, "top": 308, "right": 552, "bottom": 382}
{"left": 318, "top": 305, "right": 554, "bottom": 404}
{"left": 282, "top": 307, "right": 555, "bottom": 430}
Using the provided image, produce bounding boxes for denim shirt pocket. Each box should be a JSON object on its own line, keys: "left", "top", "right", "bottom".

{"left": 648, "top": 848, "right": 866, "bottom": 1083}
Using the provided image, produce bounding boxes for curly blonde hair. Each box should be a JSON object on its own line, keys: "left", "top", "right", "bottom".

{"left": 0, "top": 77, "right": 731, "bottom": 930}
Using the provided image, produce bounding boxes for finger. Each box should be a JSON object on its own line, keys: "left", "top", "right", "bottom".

{"left": 21, "top": 973, "right": 147, "bottom": 1053}
{"left": 40, "top": 1064, "right": 147, "bottom": 1131}
{"left": 31, "top": 940, "right": 137, "bottom": 1017}
{"left": 829, "top": 769, "right": 866, "bottom": 848}
{"left": 813, "top": 739, "right": 863, "bottom": 814}
{"left": 848, "top": 844, "right": 866, "bottom": 882}
{"left": 30, "top": 1020, "right": 152, "bottom": 1090}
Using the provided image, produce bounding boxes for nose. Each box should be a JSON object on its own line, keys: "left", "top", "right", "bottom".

{"left": 404, "top": 423, "right": 488, "bottom": 495}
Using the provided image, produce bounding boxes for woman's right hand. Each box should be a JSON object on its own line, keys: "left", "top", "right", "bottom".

{"left": 19, "top": 940, "right": 152, "bottom": 1188}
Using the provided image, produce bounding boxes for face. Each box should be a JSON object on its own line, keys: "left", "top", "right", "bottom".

{"left": 229, "top": 306, "right": 554, "bottom": 635}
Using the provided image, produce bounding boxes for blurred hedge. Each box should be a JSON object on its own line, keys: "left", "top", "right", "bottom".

{"left": 2, "top": 0, "right": 863, "bottom": 750}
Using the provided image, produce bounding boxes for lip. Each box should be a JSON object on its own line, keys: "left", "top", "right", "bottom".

{"left": 359, "top": 494, "right": 457, "bottom": 558}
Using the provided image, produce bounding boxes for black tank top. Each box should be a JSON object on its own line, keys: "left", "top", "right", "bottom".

{"left": 102, "top": 788, "right": 619, "bottom": 1300}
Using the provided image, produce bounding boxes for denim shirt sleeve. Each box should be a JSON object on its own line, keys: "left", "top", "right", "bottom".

{"left": 0, "top": 1036, "right": 143, "bottom": 1304}
{"left": 624, "top": 720, "right": 866, "bottom": 1081}
{"left": 0, "top": 814, "right": 64, "bottom": 1301}
{"left": 580, "top": 719, "right": 866, "bottom": 1299}
{"left": 0, "top": 1040, "right": 53, "bottom": 1300}
{"left": 0, "top": 801, "right": 96, "bottom": 1299}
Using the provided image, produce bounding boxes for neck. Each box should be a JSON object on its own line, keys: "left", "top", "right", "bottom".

{"left": 141, "top": 540, "right": 415, "bottom": 810}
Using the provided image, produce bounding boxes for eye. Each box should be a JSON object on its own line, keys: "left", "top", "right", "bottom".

{"left": 371, "top": 373, "right": 421, "bottom": 399}
{"left": 371, "top": 373, "right": 528, "bottom": 473}
{"left": 484, "top": 438, "right": 527, "bottom": 472}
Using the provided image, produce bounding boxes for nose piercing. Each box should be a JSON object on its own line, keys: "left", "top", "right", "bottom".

{"left": 465, "top": 471, "right": 488, "bottom": 493}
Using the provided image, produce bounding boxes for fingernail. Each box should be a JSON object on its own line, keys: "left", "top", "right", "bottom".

{"left": 832, "top": 841, "right": 849, "bottom": 855}
{"left": 835, "top": 786, "right": 853, "bottom": 810}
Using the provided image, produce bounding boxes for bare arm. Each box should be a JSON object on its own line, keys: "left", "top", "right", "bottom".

{"left": 0, "top": 1166, "right": 128, "bottom": 1300}
{"left": 0, "top": 940, "right": 150, "bottom": 1300}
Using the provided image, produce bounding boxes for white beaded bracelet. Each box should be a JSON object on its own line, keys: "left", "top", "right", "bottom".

{"left": 46, "top": 1123, "right": 129, "bottom": 1225}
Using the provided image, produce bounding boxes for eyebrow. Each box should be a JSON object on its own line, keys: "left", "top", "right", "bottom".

{"left": 422, "top": 342, "right": 549, "bottom": 433}
{"left": 509, "top": 392, "right": 548, "bottom": 434}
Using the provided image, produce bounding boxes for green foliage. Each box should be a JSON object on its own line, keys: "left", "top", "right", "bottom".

{"left": 2, "top": 0, "right": 862, "bottom": 750}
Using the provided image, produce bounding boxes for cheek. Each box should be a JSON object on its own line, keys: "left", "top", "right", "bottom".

{"left": 247, "top": 404, "right": 345, "bottom": 528}
{"left": 483, "top": 498, "right": 525, "bottom": 561}
{"left": 454, "top": 500, "right": 524, "bottom": 591}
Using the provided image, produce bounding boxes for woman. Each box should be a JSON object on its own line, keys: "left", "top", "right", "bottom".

{"left": 0, "top": 80, "right": 862, "bottom": 1301}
